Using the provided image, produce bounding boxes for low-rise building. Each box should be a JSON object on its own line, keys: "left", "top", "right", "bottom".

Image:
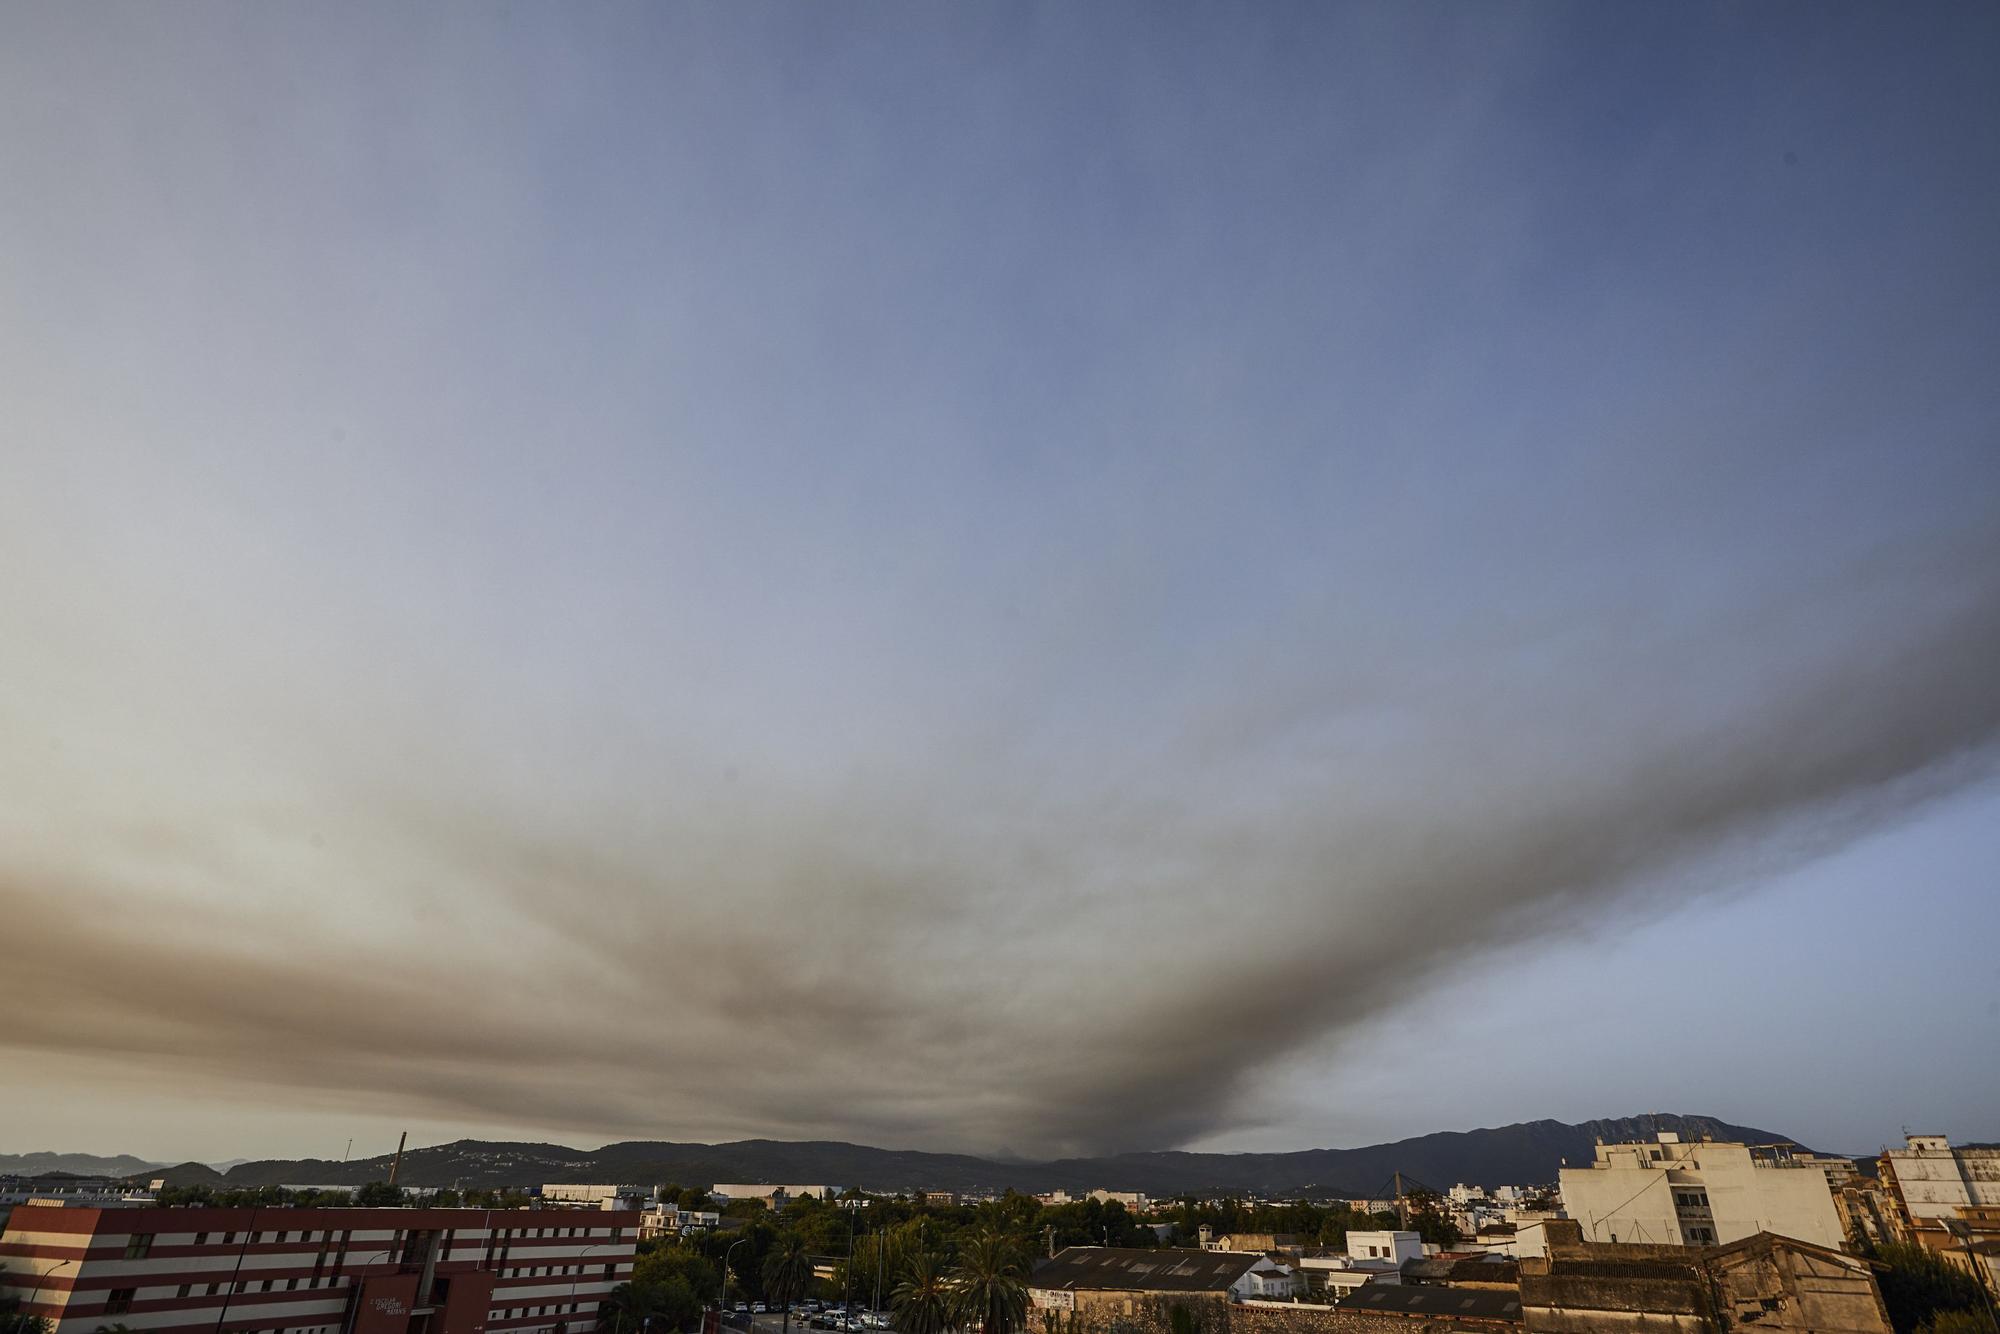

{"left": 1906, "top": 1204, "right": 2000, "bottom": 1299}
{"left": 636, "top": 1206, "right": 721, "bottom": 1241}
{"left": 708, "top": 1185, "right": 841, "bottom": 1209}
{"left": 1517, "top": 1219, "right": 1890, "bottom": 1334}
{"left": 1027, "top": 1247, "right": 1286, "bottom": 1332}
{"left": 1401, "top": 1257, "right": 1519, "bottom": 1291}
{"left": 1293, "top": 1253, "right": 1399, "bottom": 1299}
{"left": 1558, "top": 1133, "right": 1845, "bottom": 1250}
{"left": 1345, "top": 1232, "right": 1422, "bottom": 1265}
{"left": 1197, "top": 1229, "right": 1301, "bottom": 1255}
{"left": 0, "top": 1204, "right": 637, "bottom": 1334}
{"left": 1336, "top": 1283, "right": 1522, "bottom": 1329}
{"left": 538, "top": 1185, "right": 645, "bottom": 1208}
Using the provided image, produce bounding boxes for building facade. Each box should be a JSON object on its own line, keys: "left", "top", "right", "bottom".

{"left": 1517, "top": 1221, "right": 1891, "bottom": 1334}
{"left": 1557, "top": 1134, "right": 1845, "bottom": 1250}
{"left": 0, "top": 1205, "right": 637, "bottom": 1334}
{"left": 1880, "top": 1136, "right": 2000, "bottom": 1222}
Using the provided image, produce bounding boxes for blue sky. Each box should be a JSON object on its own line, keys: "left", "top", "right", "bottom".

{"left": 1, "top": 2, "right": 1996, "bottom": 1163}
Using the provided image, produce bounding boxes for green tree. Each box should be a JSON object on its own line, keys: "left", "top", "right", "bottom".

{"left": 891, "top": 1251, "right": 954, "bottom": 1334}
{"left": 951, "top": 1231, "right": 1027, "bottom": 1334}
{"left": 353, "top": 1181, "right": 404, "bottom": 1207}
{"left": 0, "top": 1266, "right": 52, "bottom": 1334}
{"left": 1876, "top": 1243, "right": 1994, "bottom": 1334}
{"left": 1401, "top": 1190, "right": 1460, "bottom": 1248}
{"left": 763, "top": 1235, "right": 815, "bottom": 1334}
{"left": 634, "top": 1246, "right": 720, "bottom": 1300}
{"left": 1917, "top": 1311, "right": 1998, "bottom": 1334}
{"left": 603, "top": 1282, "right": 656, "bottom": 1334}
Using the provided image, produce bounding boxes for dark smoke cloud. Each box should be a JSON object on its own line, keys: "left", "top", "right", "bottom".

{"left": 4, "top": 524, "right": 1995, "bottom": 1153}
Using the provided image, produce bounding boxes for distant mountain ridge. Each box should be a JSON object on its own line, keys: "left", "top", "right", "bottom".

{"left": 121, "top": 1113, "right": 1803, "bottom": 1195}
{"left": 0, "top": 1152, "right": 167, "bottom": 1176}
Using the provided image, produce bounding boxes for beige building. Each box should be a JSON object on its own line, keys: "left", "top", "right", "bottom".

{"left": 1558, "top": 1134, "right": 1845, "bottom": 1250}
{"left": 1880, "top": 1135, "right": 2000, "bottom": 1222}
{"left": 1519, "top": 1220, "right": 1891, "bottom": 1334}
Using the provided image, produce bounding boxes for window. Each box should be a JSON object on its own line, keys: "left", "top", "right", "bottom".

{"left": 178, "top": 1285, "right": 191, "bottom": 1299}
{"left": 125, "top": 1234, "right": 155, "bottom": 1260}
{"left": 261, "top": 1280, "right": 273, "bottom": 1292}
{"left": 107, "top": 1290, "right": 136, "bottom": 1315}
{"left": 209, "top": 1285, "right": 222, "bottom": 1296}
{"left": 197, "top": 1233, "right": 210, "bottom": 1246}
{"left": 602, "top": 1265, "right": 614, "bottom": 1279}
{"left": 225, "top": 1233, "right": 238, "bottom": 1245}
{"left": 288, "top": 1279, "right": 300, "bottom": 1291}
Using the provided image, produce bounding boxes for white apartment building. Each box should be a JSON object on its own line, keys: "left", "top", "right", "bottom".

{"left": 1881, "top": 1135, "right": 2000, "bottom": 1221}
{"left": 1344, "top": 1231, "right": 1422, "bottom": 1265}
{"left": 1559, "top": 1133, "right": 1845, "bottom": 1250}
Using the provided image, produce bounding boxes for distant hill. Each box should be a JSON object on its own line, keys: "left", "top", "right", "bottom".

{"left": 129, "top": 1113, "right": 1804, "bottom": 1195}
{"left": 0, "top": 1151, "right": 166, "bottom": 1177}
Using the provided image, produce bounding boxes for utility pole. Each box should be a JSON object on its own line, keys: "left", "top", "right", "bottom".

{"left": 1394, "top": 1173, "right": 1408, "bottom": 1231}
{"left": 842, "top": 1214, "right": 855, "bottom": 1315}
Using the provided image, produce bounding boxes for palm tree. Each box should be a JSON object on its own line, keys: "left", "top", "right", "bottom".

{"left": 951, "top": 1233, "right": 1027, "bottom": 1334}
{"left": 891, "top": 1250, "right": 954, "bottom": 1334}
{"left": 762, "top": 1235, "right": 814, "bottom": 1334}
{"left": 602, "top": 1281, "right": 656, "bottom": 1334}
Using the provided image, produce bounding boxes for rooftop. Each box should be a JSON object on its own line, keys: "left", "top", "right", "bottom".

{"left": 1337, "top": 1284, "right": 1523, "bottom": 1322}
{"left": 1030, "top": 1248, "right": 1264, "bottom": 1294}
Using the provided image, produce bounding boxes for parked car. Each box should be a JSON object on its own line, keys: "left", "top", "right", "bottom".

{"left": 734, "top": 1303, "right": 750, "bottom": 1314}
{"left": 751, "top": 1304, "right": 767, "bottom": 1315}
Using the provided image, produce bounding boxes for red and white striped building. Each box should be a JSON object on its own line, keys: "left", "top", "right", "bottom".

{"left": 0, "top": 1206, "right": 637, "bottom": 1334}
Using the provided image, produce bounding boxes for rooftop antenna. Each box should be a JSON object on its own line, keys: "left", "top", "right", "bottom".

{"left": 388, "top": 1131, "right": 408, "bottom": 1186}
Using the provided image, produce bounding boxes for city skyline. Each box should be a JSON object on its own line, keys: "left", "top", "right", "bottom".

{"left": 3, "top": 3, "right": 1998, "bottom": 1163}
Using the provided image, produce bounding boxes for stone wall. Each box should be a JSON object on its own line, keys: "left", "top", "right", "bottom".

{"left": 1033, "top": 1294, "right": 1513, "bottom": 1334}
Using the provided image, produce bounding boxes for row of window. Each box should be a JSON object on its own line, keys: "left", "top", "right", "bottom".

{"left": 502, "top": 1264, "right": 618, "bottom": 1280}
{"left": 127, "top": 1228, "right": 361, "bottom": 1255}
{"left": 120, "top": 1225, "right": 623, "bottom": 1256}
{"left": 502, "top": 1303, "right": 582, "bottom": 1319}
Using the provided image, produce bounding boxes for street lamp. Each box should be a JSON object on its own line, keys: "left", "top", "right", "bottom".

{"left": 719, "top": 1239, "right": 749, "bottom": 1331}
{"left": 567, "top": 1243, "right": 624, "bottom": 1323}
{"left": 1940, "top": 1219, "right": 1999, "bottom": 1330}
{"left": 26, "top": 1258, "right": 73, "bottom": 1320}
{"left": 337, "top": 1249, "right": 400, "bottom": 1334}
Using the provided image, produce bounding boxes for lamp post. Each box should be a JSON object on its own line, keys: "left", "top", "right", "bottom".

{"left": 1940, "top": 1219, "right": 1999, "bottom": 1330}
{"left": 567, "top": 1243, "right": 623, "bottom": 1324}
{"left": 337, "top": 1249, "right": 399, "bottom": 1334}
{"left": 27, "top": 1258, "right": 73, "bottom": 1321}
{"left": 719, "top": 1238, "right": 749, "bottom": 1332}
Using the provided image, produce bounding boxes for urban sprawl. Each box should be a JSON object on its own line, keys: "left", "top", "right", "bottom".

{"left": 2, "top": 1132, "right": 1996, "bottom": 1334}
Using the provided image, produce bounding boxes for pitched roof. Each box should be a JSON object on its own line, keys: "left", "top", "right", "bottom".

{"left": 1337, "top": 1285, "right": 1523, "bottom": 1322}
{"left": 1030, "top": 1248, "right": 1264, "bottom": 1294}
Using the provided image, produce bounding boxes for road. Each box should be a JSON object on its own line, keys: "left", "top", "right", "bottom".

{"left": 746, "top": 1314, "right": 895, "bottom": 1334}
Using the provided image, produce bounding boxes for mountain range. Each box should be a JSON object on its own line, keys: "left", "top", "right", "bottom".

{"left": 110, "top": 1113, "right": 1808, "bottom": 1196}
